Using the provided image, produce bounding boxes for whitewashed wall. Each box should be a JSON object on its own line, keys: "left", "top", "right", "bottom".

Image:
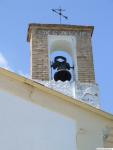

{"left": 0, "top": 90, "right": 76, "bottom": 150}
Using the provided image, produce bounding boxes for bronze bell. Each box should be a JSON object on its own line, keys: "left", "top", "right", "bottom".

{"left": 51, "top": 56, "right": 73, "bottom": 82}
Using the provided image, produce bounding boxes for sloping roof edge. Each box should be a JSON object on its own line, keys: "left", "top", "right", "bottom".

{"left": 0, "top": 67, "right": 113, "bottom": 121}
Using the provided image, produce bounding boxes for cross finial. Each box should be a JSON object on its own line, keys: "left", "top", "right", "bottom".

{"left": 52, "top": 7, "right": 68, "bottom": 24}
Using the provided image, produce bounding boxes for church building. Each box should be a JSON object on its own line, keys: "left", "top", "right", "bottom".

{"left": 0, "top": 23, "right": 113, "bottom": 150}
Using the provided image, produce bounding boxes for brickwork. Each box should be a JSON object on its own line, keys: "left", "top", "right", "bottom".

{"left": 27, "top": 24, "right": 95, "bottom": 83}
{"left": 76, "top": 32, "right": 95, "bottom": 83}
{"left": 30, "top": 29, "right": 49, "bottom": 80}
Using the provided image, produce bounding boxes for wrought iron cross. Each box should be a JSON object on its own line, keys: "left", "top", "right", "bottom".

{"left": 52, "top": 7, "right": 68, "bottom": 24}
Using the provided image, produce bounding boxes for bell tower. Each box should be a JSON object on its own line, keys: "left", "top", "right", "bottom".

{"left": 27, "top": 24, "right": 99, "bottom": 107}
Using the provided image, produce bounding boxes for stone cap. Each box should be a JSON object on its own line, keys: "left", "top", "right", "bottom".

{"left": 27, "top": 23, "right": 94, "bottom": 42}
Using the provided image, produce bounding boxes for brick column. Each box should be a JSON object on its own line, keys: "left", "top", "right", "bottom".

{"left": 76, "top": 32, "right": 95, "bottom": 83}
{"left": 30, "top": 29, "right": 49, "bottom": 80}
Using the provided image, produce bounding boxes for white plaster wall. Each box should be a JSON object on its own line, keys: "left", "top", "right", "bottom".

{"left": 0, "top": 90, "right": 76, "bottom": 150}
{"left": 0, "top": 73, "right": 113, "bottom": 149}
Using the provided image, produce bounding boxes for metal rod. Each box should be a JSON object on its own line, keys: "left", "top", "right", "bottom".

{"left": 52, "top": 7, "right": 68, "bottom": 24}
{"left": 60, "top": 14, "right": 61, "bottom": 24}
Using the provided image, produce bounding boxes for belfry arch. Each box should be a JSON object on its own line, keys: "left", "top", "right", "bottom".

{"left": 48, "top": 36, "right": 77, "bottom": 81}
{"left": 50, "top": 40, "right": 73, "bottom": 57}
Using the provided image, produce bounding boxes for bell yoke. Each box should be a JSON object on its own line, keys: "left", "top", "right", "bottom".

{"left": 51, "top": 56, "right": 74, "bottom": 82}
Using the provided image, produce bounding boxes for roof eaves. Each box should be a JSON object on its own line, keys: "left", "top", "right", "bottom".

{"left": 0, "top": 67, "right": 113, "bottom": 121}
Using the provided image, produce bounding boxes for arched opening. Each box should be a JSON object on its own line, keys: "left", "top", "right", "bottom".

{"left": 48, "top": 36, "right": 76, "bottom": 81}
{"left": 50, "top": 39, "right": 74, "bottom": 58}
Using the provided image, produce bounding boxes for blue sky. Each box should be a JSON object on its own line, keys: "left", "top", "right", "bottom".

{"left": 0, "top": 0, "right": 113, "bottom": 114}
